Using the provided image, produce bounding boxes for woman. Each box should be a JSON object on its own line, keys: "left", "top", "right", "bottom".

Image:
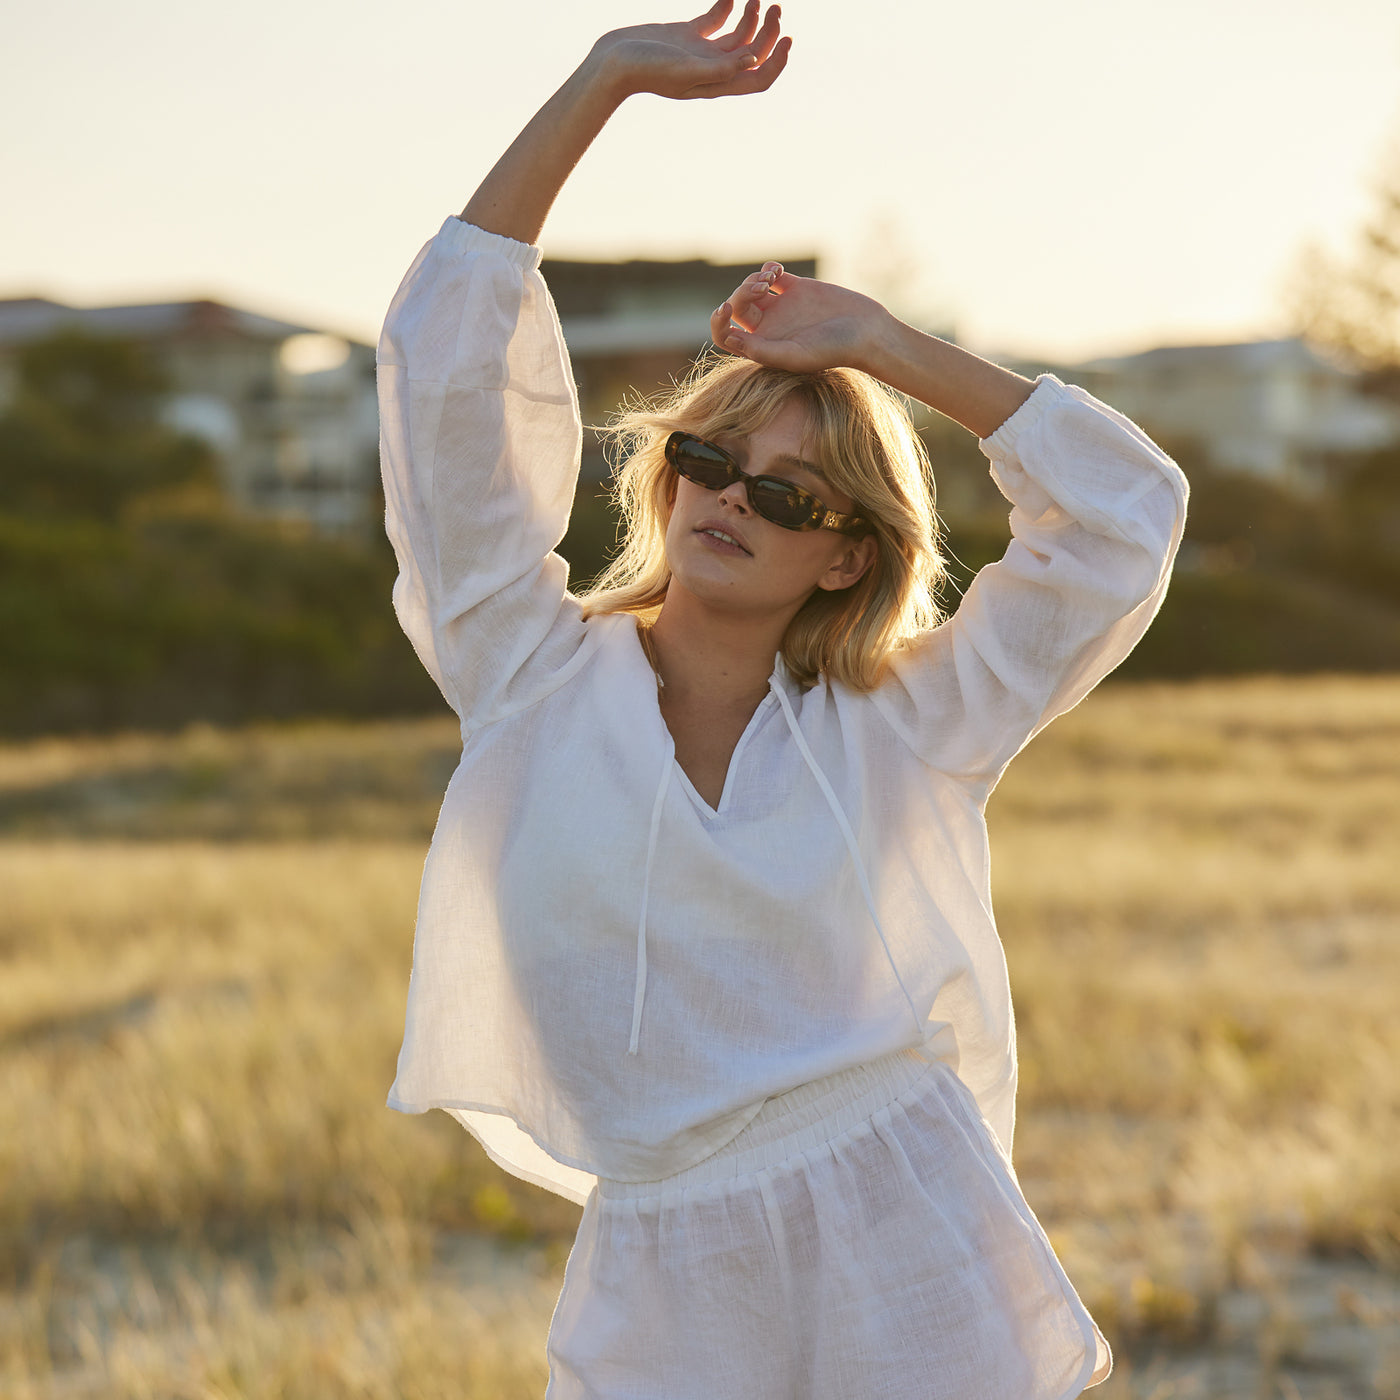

{"left": 378, "top": 3, "right": 1188, "bottom": 1397}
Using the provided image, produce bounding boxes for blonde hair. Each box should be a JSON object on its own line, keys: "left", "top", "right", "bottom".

{"left": 579, "top": 353, "right": 948, "bottom": 692}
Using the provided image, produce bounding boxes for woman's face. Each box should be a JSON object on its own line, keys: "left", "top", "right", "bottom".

{"left": 662, "top": 399, "right": 876, "bottom": 622}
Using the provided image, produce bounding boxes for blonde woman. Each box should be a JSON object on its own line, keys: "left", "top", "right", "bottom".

{"left": 378, "top": 3, "right": 1187, "bottom": 1397}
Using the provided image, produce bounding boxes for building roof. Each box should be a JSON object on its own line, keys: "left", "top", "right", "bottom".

{"left": 0, "top": 296, "right": 320, "bottom": 348}
{"left": 1082, "top": 336, "right": 1340, "bottom": 376}
{"left": 540, "top": 254, "right": 818, "bottom": 319}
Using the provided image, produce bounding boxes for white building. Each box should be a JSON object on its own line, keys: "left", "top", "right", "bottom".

{"left": 1048, "top": 338, "right": 1400, "bottom": 494}
{"left": 0, "top": 296, "right": 380, "bottom": 534}
{"left": 10, "top": 279, "right": 1393, "bottom": 537}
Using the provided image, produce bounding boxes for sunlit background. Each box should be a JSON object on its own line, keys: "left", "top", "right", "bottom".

{"left": 3, "top": 0, "right": 1400, "bottom": 360}
{"left": 3, "top": 4, "right": 1400, "bottom": 1399}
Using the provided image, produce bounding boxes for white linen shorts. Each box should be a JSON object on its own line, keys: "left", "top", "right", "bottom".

{"left": 545, "top": 1046, "right": 1111, "bottom": 1400}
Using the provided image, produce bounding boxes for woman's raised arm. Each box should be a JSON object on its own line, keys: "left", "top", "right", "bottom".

{"left": 715, "top": 265, "right": 1036, "bottom": 441}
{"left": 713, "top": 266, "right": 1188, "bottom": 788}
{"left": 462, "top": 0, "right": 790, "bottom": 247}
{"left": 379, "top": 3, "right": 790, "bottom": 730}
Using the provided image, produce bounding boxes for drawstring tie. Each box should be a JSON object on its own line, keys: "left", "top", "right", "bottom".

{"left": 768, "top": 677, "right": 924, "bottom": 1038}
{"left": 626, "top": 674, "right": 924, "bottom": 1055}
{"left": 628, "top": 746, "right": 673, "bottom": 1055}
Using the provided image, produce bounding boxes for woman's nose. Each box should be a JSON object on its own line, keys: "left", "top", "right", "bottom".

{"left": 716, "top": 477, "right": 753, "bottom": 513}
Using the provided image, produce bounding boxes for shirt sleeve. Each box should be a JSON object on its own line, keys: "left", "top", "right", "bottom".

{"left": 869, "top": 372, "right": 1189, "bottom": 792}
{"left": 376, "top": 216, "right": 589, "bottom": 729}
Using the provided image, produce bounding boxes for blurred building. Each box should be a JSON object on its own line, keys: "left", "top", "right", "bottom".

{"left": 8, "top": 278, "right": 1399, "bottom": 532}
{"left": 1035, "top": 338, "right": 1400, "bottom": 494}
{"left": 0, "top": 295, "right": 379, "bottom": 534}
{"left": 541, "top": 253, "right": 818, "bottom": 478}
{"left": 0, "top": 253, "right": 815, "bottom": 531}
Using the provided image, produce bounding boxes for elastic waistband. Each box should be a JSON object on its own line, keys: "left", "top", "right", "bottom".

{"left": 597, "top": 1045, "right": 946, "bottom": 1201}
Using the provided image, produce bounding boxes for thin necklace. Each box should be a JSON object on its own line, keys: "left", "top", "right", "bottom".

{"left": 637, "top": 621, "right": 665, "bottom": 690}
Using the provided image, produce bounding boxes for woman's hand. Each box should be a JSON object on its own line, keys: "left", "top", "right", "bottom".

{"left": 715, "top": 266, "right": 1040, "bottom": 439}
{"left": 461, "top": 0, "right": 787, "bottom": 249}
{"left": 589, "top": 0, "right": 790, "bottom": 102}
{"left": 711, "top": 265, "right": 897, "bottom": 375}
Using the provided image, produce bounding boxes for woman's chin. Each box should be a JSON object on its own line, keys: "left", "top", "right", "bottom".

{"left": 665, "top": 568, "right": 810, "bottom": 624}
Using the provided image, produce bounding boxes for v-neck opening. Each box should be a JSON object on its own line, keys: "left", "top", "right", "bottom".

{"left": 671, "top": 693, "right": 776, "bottom": 820}
{"left": 626, "top": 616, "right": 780, "bottom": 822}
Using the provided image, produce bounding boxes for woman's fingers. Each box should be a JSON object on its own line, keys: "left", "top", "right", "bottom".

{"left": 740, "top": 263, "right": 781, "bottom": 290}
{"left": 692, "top": 0, "right": 736, "bottom": 38}
{"left": 714, "top": 0, "right": 761, "bottom": 51}
{"left": 678, "top": 9, "right": 788, "bottom": 100}
{"left": 744, "top": 5, "right": 782, "bottom": 64}
{"left": 710, "top": 299, "right": 735, "bottom": 345}
{"left": 741, "top": 266, "right": 783, "bottom": 301}
{"left": 729, "top": 278, "right": 771, "bottom": 321}
{"left": 745, "top": 266, "right": 784, "bottom": 306}
{"left": 712, "top": 294, "right": 757, "bottom": 340}
{"left": 711, "top": 262, "right": 793, "bottom": 346}
{"left": 713, "top": 287, "right": 767, "bottom": 333}
{"left": 723, "top": 33, "right": 791, "bottom": 92}
{"left": 721, "top": 327, "right": 806, "bottom": 370}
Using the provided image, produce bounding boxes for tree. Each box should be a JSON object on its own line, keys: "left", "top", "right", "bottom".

{"left": 1286, "top": 125, "right": 1400, "bottom": 598}
{"left": 0, "top": 328, "right": 220, "bottom": 520}
{"left": 1290, "top": 131, "right": 1400, "bottom": 397}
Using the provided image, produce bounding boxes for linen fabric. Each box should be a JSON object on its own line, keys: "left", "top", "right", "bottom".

{"left": 378, "top": 214, "right": 1188, "bottom": 1205}
{"left": 547, "top": 1045, "right": 1111, "bottom": 1400}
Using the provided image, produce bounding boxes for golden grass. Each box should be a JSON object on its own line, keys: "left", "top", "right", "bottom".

{"left": 0, "top": 841, "right": 579, "bottom": 1251}
{"left": 0, "top": 717, "right": 459, "bottom": 841}
{"left": 3, "top": 1227, "right": 558, "bottom": 1400}
{"left": 988, "top": 676, "right": 1400, "bottom": 1356}
{"left": 1, "top": 674, "right": 1397, "bottom": 1395}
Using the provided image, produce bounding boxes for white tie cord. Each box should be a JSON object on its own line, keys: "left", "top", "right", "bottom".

{"left": 769, "top": 678, "right": 924, "bottom": 1038}
{"left": 628, "top": 747, "right": 674, "bottom": 1055}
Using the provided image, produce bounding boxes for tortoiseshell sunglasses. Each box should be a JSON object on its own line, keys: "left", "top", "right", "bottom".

{"left": 665, "top": 432, "right": 871, "bottom": 537}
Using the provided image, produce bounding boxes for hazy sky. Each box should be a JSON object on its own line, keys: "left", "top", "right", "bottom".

{"left": 3, "top": 0, "right": 1399, "bottom": 362}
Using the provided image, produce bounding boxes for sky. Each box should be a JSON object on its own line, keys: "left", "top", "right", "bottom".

{"left": 3, "top": 0, "right": 1399, "bottom": 363}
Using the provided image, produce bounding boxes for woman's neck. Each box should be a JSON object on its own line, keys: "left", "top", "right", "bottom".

{"left": 645, "top": 588, "right": 790, "bottom": 711}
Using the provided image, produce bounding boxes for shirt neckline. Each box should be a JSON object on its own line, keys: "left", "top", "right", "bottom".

{"left": 625, "top": 615, "right": 784, "bottom": 822}
{"left": 669, "top": 693, "right": 778, "bottom": 820}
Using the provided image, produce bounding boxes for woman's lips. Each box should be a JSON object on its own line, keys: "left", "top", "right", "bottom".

{"left": 695, "top": 519, "right": 751, "bottom": 555}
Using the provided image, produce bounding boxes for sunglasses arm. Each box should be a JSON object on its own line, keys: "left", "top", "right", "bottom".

{"left": 821, "top": 509, "right": 870, "bottom": 538}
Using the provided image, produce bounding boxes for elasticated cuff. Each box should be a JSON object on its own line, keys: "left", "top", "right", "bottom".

{"left": 977, "top": 372, "right": 1069, "bottom": 461}
{"left": 436, "top": 214, "right": 543, "bottom": 273}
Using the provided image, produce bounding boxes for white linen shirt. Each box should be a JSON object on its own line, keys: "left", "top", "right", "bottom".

{"left": 378, "top": 215, "right": 1189, "bottom": 1207}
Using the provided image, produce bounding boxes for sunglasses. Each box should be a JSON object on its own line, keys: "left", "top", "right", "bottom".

{"left": 664, "top": 432, "right": 871, "bottom": 537}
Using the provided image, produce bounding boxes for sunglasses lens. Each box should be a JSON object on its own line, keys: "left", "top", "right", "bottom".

{"left": 670, "top": 436, "right": 735, "bottom": 488}
{"left": 749, "top": 478, "right": 816, "bottom": 529}
{"left": 667, "top": 433, "right": 830, "bottom": 531}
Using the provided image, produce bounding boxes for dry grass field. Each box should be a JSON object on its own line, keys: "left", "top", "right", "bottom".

{"left": 0, "top": 675, "right": 1397, "bottom": 1399}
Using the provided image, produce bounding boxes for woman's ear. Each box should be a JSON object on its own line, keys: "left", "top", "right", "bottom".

{"left": 817, "top": 535, "right": 877, "bottom": 593}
